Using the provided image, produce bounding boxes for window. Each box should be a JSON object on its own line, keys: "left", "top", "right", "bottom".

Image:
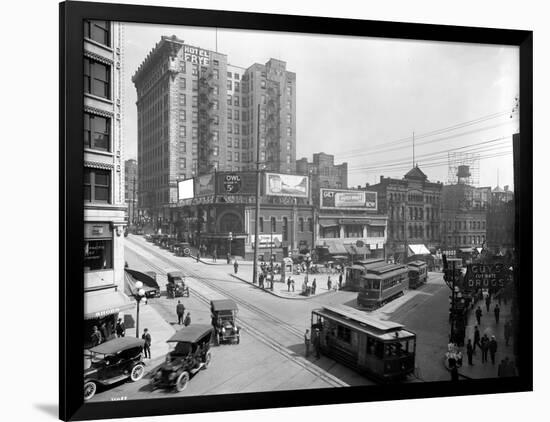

{"left": 213, "top": 146, "right": 219, "bottom": 156}
{"left": 213, "top": 59, "right": 219, "bottom": 66}
{"left": 84, "top": 58, "right": 110, "bottom": 99}
{"left": 213, "top": 115, "right": 219, "bottom": 125}
{"left": 234, "top": 125, "right": 240, "bottom": 134}
{"left": 227, "top": 137, "right": 232, "bottom": 147}
{"left": 180, "top": 110, "right": 186, "bottom": 121}
{"left": 345, "top": 225, "right": 362, "bottom": 238}
{"left": 271, "top": 217, "right": 276, "bottom": 233}
{"left": 234, "top": 152, "right": 239, "bottom": 162}
{"left": 84, "top": 239, "right": 113, "bottom": 271}
{"left": 213, "top": 69, "right": 219, "bottom": 79}
{"left": 84, "top": 113, "right": 110, "bottom": 151}
{"left": 180, "top": 126, "right": 186, "bottom": 137}
{"left": 286, "top": 141, "right": 292, "bottom": 151}
{"left": 336, "top": 325, "right": 351, "bottom": 343}
{"left": 192, "top": 66, "right": 198, "bottom": 76}
{"left": 84, "top": 168, "right": 111, "bottom": 203}
{"left": 192, "top": 111, "right": 198, "bottom": 123}
{"left": 227, "top": 72, "right": 232, "bottom": 78}
{"left": 192, "top": 127, "right": 198, "bottom": 138}
{"left": 235, "top": 82, "right": 240, "bottom": 92}
{"left": 192, "top": 80, "right": 198, "bottom": 91}
{"left": 227, "top": 94, "right": 232, "bottom": 105}
{"left": 212, "top": 130, "right": 219, "bottom": 142}
{"left": 261, "top": 94, "right": 266, "bottom": 104}
{"left": 213, "top": 85, "right": 219, "bottom": 95}
{"left": 286, "top": 155, "right": 291, "bottom": 164}
{"left": 234, "top": 138, "right": 240, "bottom": 148}
{"left": 234, "top": 96, "right": 240, "bottom": 107}
{"left": 259, "top": 217, "right": 264, "bottom": 232}
{"left": 286, "top": 114, "right": 292, "bottom": 124}
{"left": 227, "top": 80, "right": 232, "bottom": 90}
{"left": 282, "top": 218, "right": 288, "bottom": 241}
{"left": 286, "top": 99, "right": 292, "bottom": 109}
{"left": 234, "top": 73, "right": 240, "bottom": 80}
{"left": 286, "top": 127, "right": 292, "bottom": 136}
{"left": 234, "top": 110, "right": 239, "bottom": 120}
{"left": 308, "top": 218, "right": 313, "bottom": 232}
{"left": 368, "top": 226, "right": 385, "bottom": 237}
{"left": 180, "top": 93, "right": 186, "bottom": 105}
{"left": 228, "top": 109, "right": 232, "bottom": 120}
{"left": 192, "top": 95, "right": 198, "bottom": 107}
{"left": 299, "top": 218, "right": 304, "bottom": 232}
{"left": 192, "top": 143, "right": 198, "bottom": 153}
{"left": 228, "top": 123, "right": 232, "bottom": 133}
{"left": 84, "top": 20, "right": 110, "bottom": 46}
{"left": 213, "top": 99, "right": 219, "bottom": 110}
{"left": 227, "top": 152, "right": 232, "bottom": 161}
{"left": 286, "top": 85, "right": 292, "bottom": 95}
{"left": 260, "top": 80, "right": 266, "bottom": 89}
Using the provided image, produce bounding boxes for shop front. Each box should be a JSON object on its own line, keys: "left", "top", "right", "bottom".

{"left": 84, "top": 288, "right": 135, "bottom": 349}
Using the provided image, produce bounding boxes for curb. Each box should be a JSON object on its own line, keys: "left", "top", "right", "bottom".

{"left": 229, "top": 273, "right": 336, "bottom": 300}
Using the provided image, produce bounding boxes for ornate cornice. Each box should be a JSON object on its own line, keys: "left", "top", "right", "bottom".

{"left": 84, "top": 105, "right": 114, "bottom": 118}
{"left": 85, "top": 161, "right": 114, "bottom": 171}
{"left": 84, "top": 50, "right": 114, "bottom": 66}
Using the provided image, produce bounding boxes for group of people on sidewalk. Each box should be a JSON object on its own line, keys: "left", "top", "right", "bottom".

{"left": 448, "top": 289, "right": 516, "bottom": 380}
{"left": 304, "top": 328, "right": 321, "bottom": 359}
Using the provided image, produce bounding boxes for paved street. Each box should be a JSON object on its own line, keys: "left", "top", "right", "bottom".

{"left": 90, "top": 234, "right": 495, "bottom": 401}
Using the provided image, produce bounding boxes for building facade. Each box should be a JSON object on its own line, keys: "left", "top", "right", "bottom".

{"left": 370, "top": 166, "right": 443, "bottom": 262}
{"left": 84, "top": 20, "right": 132, "bottom": 347}
{"left": 125, "top": 159, "right": 138, "bottom": 224}
{"left": 486, "top": 186, "right": 515, "bottom": 252}
{"left": 132, "top": 36, "right": 296, "bottom": 228}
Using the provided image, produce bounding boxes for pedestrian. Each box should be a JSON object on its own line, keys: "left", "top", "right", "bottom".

{"left": 100, "top": 322, "right": 110, "bottom": 342}
{"left": 450, "top": 364, "right": 459, "bottom": 381}
{"left": 475, "top": 306, "right": 483, "bottom": 325}
{"left": 115, "top": 318, "right": 126, "bottom": 337}
{"left": 176, "top": 300, "right": 185, "bottom": 325}
{"left": 456, "top": 350, "right": 463, "bottom": 367}
{"left": 327, "top": 276, "right": 332, "bottom": 291}
{"left": 504, "top": 321, "right": 512, "bottom": 346}
{"left": 91, "top": 325, "right": 102, "bottom": 346}
{"left": 485, "top": 294, "right": 491, "bottom": 312}
{"left": 505, "top": 359, "right": 517, "bottom": 377}
{"left": 481, "top": 334, "right": 489, "bottom": 363}
{"left": 233, "top": 260, "right": 239, "bottom": 274}
{"left": 212, "top": 249, "right": 217, "bottom": 263}
{"left": 473, "top": 326, "right": 481, "bottom": 353}
{"left": 489, "top": 335, "right": 498, "bottom": 365}
{"left": 312, "top": 278, "right": 317, "bottom": 295}
{"left": 287, "top": 276, "right": 291, "bottom": 292}
{"left": 291, "top": 277, "right": 295, "bottom": 292}
{"left": 466, "top": 339, "right": 474, "bottom": 365}
{"left": 313, "top": 328, "right": 321, "bottom": 358}
{"left": 142, "top": 328, "right": 151, "bottom": 359}
{"left": 184, "top": 312, "right": 191, "bottom": 327}
{"left": 196, "top": 251, "right": 200, "bottom": 263}
{"left": 494, "top": 303, "right": 500, "bottom": 324}
{"left": 339, "top": 272, "right": 343, "bottom": 289}
{"left": 304, "top": 329, "right": 311, "bottom": 357}
{"left": 227, "top": 253, "right": 231, "bottom": 264}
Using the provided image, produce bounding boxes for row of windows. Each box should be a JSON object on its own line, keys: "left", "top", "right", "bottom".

{"left": 388, "top": 192, "right": 439, "bottom": 203}
{"left": 320, "top": 226, "right": 386, "bottom": 239}
{"left": 444, "top": 220, "right": 486, "bottom": 231}
{"left": 84, "top": 20, "right": 110, "bottom": 47}
{"left": 446, "top": 235, "right": 485, "bottom": 245}
{"left": 388, "top": 206, "right": 440, "bottom": 221}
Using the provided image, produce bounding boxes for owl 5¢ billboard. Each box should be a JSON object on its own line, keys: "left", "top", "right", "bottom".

{"left": 320, "top": 188, "right": 377, "bottom": 211}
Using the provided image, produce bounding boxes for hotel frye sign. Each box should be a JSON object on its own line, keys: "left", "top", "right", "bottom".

{"left": 183, "top": 45, "right": 210, "bottom": 66}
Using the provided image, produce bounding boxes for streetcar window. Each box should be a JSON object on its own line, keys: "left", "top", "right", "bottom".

{"left": 336, "top": 325, "right": 351, "bottom": 343}
{"left": 366, "top": 336, "right": 375, "bottom": 354}
{"left": 374, "top": 340, "right": 384, "bottom": 358}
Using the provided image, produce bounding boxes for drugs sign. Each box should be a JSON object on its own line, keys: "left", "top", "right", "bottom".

{"left": 464, "top": 263, "right": 510, "bottom": 292}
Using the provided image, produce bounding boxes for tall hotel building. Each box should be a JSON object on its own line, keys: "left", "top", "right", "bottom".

{"left": 83, "top": 20, "right": 132, "bottom": 347}
{"left": 132, "top": 35, "right": 296, "bottom": 222}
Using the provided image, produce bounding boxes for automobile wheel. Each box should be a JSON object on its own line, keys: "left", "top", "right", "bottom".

{"left": 236, "top": 336, "right": 240, "bottom": 345}
{"left": 203, "top": 352, "right": 211, "bottom": 369}
{"left": 130, "top": 363, "right": 145, "bottom": 382}
{"left": 83, "top": 381, "right": 97, "bottom": 401}
{"left": 216, "top": 333, "right": 220, "bottom": 345}
{"left": 175, "top": 371, "right": 190, "bottom": 392}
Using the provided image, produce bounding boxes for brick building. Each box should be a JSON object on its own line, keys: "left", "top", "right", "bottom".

{"left": 83, "top": 20, "right": 132, "bottom": 347}
{"left": 296, "top": 152, "right": 348, "bottom": 205}
{"left": 370, "top": 166, "right": 443, "bottom": 262}
{"left": 486, "top": 185, "right": 515, "bottom": 253}
{"left": 124, "top": 159, "right": 138, "bottom": 224}
{"left": 132, "top": 36, "right": 296, "bottom": 228}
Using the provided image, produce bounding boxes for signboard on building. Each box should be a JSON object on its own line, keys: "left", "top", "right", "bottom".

{"left": 183, "top": 45, "right": 210, "bottom": 66}
{"left": 320, "top": 188, "right": 378, "bottom": 211}
{"left": 216, "top": 172, "right": 256, "bottom": 195}
{"left": 178, "top": 179, "right": 195, "bottom": 201}
{"left": 252, "top": 234, "right": 283, "bottom": 248}
{"left": 464, "top": 263, "right": 510, "bottom": 292}
{"left": 265, "top": 173, "right": 309, "bottom": 198}
{"left": 195, "top": 174, "right": 215, "bottom": 196}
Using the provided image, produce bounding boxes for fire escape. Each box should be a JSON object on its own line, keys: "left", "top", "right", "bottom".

{"left": 265, "top": 82, "right": 281, "bottom": 172}
{"left": 197, "top": 67, "right": 216, "bottom": 175}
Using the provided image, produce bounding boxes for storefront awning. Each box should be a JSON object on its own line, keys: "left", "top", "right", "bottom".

{"left": 367, "top": 221, "right": 386, "bottom": 227}
{"left": 408, "top": 244, "right": 430, "bottom": 256}
{"left": 318, "top": 219, "right": 339, "bottom": 228}
{"left": 344, "top": 244, "right": 371, "bottom": 256}
{"left": 324, "top": 241, "right": 347, "bottom": 254}
{"left": 84, "top": 289, "right": 135, "bottom": 320}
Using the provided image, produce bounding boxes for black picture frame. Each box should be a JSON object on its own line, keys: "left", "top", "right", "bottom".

{"left": 60, "top": 1, "right": 533, "bottom": 420}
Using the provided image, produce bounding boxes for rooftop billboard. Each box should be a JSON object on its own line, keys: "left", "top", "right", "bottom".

{"left": 265, "top": 173, "right": 309, "bottom": 198}
{"left": 320, "top": 188, "right": 377, "bottom": 211}
{"left": 177, "top": 179, "right": 195, "bottom": 201}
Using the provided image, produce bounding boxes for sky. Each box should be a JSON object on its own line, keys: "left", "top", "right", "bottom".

{"left": 122, "top": 22, "right": 519, "bottom": 189}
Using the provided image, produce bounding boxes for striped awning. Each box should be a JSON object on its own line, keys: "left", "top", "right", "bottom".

{"left": 84, "top": 289, "right": 135, "bottom": 320}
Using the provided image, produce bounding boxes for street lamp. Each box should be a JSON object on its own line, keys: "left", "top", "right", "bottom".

{"left": 133, "top": 281, "right": 146, "bottom": 338}
{"left": 305, "top": 252, "right": 312, "bottom": 284}
{"left": 228, "top": 231, "right": 233, "bottom": 258}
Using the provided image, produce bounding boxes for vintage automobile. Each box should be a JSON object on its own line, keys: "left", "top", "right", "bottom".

{"left": 174, "top": 242, "right": 192, "bottom": 257}
{"left": 210, "top": 299, "right": 240, "bottom": 345}
{"left": 125, "top": 268, "right": 162, "bottom": 298}
{"left": 83, "top": 337, "right": 146, "bottom": 401}
{"left": 166, "top": 271, "right": 190, "bottom": 298}
{"left": 150, "top": 325, "right": 213, "bottom": 392}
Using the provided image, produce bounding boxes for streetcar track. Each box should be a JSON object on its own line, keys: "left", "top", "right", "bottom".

{"left": 126, "top": 237, "right": 349, "bottom": 388}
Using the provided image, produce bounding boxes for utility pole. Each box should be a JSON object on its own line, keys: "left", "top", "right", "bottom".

{"left": 413, "top": 131, "right": 415, "bottom": 167}
{"left": 252, "top": 104, "right": 261, "bottom": 285}
{"left": 132, "top": 175, "right": 136, "bottom": 226}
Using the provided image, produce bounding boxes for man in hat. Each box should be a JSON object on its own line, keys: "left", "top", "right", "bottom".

{"left": 184, "top": 312, "right": 191, "bottom": 327}
{"left": 489, "top": 335, "right": 498, "bottom": 365}
{"left": 176, "top": 300, "right": 185, "bottom": 325}
{"left": 115, "top": 318, "right": 126, "bottom": 337}
{"left": 141, "top": 328, "right": 151, "bottom": 359}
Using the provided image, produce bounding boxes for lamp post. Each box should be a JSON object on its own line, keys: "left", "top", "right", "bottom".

{"left": 228, "top": 231, "right": 233, "bottom": 258}
{"left": 133, "top": 281, "right": 146, "bottom": 338}
{"left": 305, "top": 252, "right": 312, "bottom": 285}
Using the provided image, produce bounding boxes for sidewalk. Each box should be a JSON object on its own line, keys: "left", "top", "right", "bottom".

{"left": 228, "top": 261, "right": 340, "bottom": 300}
{"left": 444, "top": 297, "right": 516, "bottom": 379}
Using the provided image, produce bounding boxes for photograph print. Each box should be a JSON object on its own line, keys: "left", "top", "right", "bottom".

{"left": 72, "top": 4, "right": 531, "bottom": 417}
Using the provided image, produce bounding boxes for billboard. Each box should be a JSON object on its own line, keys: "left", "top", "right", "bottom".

{"left": 320, "top": 188, "right": 377, "bottom": 211}
{"left": 177, "top": 179, "right": 195, "bottom": 200}
{"left": 194, "top": 173, "right": 215, "bottom": 196}
{"left": 265, "top": 173, "right": 309, "bottom": 198}
{"left": 216, "top": 172, "right": 256, "bottom": 195}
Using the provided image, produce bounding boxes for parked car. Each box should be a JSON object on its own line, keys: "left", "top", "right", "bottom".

{"left": 174, "top": 242, "right": 192, "bottom": 257}
{"left": 150, "top": 325, "right": 213, "bottom": 392}
{"left": 84, "top": 337, "right": 146, "bottom": 401}
{"left": 210, "top": 299, "right": 240, "bottom": 345}
{"left": 166, "top": 271, "right": 190, "bottom": 298}
{"left": 125, "top": 269, "right": 161, "bottom": 298}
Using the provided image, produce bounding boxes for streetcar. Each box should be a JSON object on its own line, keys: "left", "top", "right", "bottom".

{"left": 311, "top": 305, "right": 416, "bottom": 382}
{"left": 356, "top": 263, "right": 409, "bottom": 309}
{"left": 407, "top": 260, "right": 428, "bottom": 289}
